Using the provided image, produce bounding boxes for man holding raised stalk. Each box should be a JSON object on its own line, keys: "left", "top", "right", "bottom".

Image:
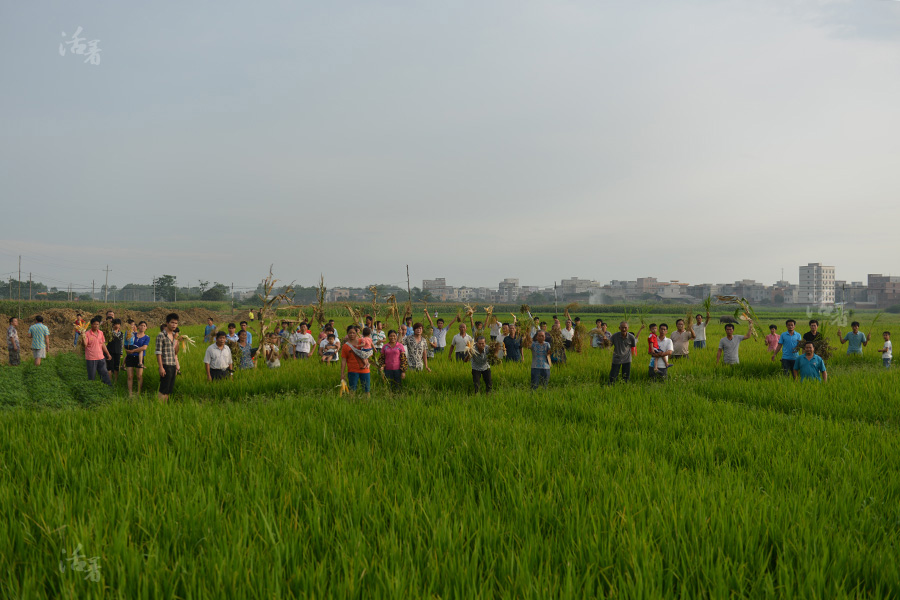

{"left": 693, "top": 309, "right": 711, "bottom": 349}
{"left": 425, "top": 311, "right": 457, "bottom": 357}
{"left": 793, "top": 341, "right": 827, "bottom": 382}
{"left": 716, "top": 320, "right": 753, "bottom": 366}
{"left": 837, "top": 321, "right": 869, "bottom": 356}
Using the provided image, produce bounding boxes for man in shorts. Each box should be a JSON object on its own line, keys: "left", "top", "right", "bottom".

{"left": 28, "top": 316, "right": 50, "bottom": 366}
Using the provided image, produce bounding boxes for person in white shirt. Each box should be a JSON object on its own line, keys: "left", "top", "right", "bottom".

{"left": 650, "top": 323, "right": 674, "bottom": 379}
{"left": 561, "top": 320, "right": 575, "bottom": 348}
{"left": 693, "top": 310, "right": 710, "bottom": 349}
{"left": 204, "top": 332, "right": 233, "bottom": 381}
{"left": 448, "top": 322, "right": 474, "bottom": 361}
{"left": 290, "top": 322, "right": 315, "bottom": 359}
{"left": 425, "top": 311, "right": 457, "bottom": 355}
{"left": 489, "top": 320, "right": 502, "bottom": 341}
{"left": 877, "top": 331, "right": 892, "bottom": 368}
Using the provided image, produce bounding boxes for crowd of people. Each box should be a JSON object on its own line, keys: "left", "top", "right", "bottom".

{"left": 4, "top": 309, "right": 893, "bottom": 401}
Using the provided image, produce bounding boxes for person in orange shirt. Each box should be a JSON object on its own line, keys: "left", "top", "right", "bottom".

{"left": 82, "top": 316, "right": 113, "bottom": 386}
{"left": 340, "top": 326, "right": 370, "bottom": 396}
{"left": 73, "top": 313, "right": 85, "bottom": 347}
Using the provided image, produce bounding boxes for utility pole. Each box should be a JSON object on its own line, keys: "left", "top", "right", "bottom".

{"left": 28, "top": 273, "right": 31, "bottom": 301}
{"left": 554, "top": 281, "right": 558, "bottom": 314}
{"left": 231, "top": 282, "right": 234, "bottom": 316}
{"left": 18, "top": 255, "right": 22, "bottom": 319}
{"left": 92, "top": 280, "right": 95, "bottom": 300}
{"left": 153, "top": 277, "right": 156, "bottom": 302}
{"left": 103, "top": 265, "right": 111, "bottom": 303}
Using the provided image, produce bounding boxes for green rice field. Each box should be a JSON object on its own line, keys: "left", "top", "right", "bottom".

{"left": 1, "top": 309, "right": 898, "bottom": 598}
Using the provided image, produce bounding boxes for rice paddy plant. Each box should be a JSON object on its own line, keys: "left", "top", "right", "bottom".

{"left": 1, "top": 309, "right": 898, "bottom": 598}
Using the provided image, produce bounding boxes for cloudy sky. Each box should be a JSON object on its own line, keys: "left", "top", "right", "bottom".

{"left": 1, "top": 0, "right": 898, "bottom": 293}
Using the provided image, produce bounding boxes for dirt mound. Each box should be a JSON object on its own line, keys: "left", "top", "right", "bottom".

{"left": 0, "top": 307, "right": 232, "bottom": 362}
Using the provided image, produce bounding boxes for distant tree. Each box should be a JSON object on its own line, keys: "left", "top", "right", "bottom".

{"left": 774, "top": 294, "right": 785, "bottom": 305}
{"left": 153, "top": 275, "right": 177, "bottom": 302}
{"left": 201, "top": 283, "right": 230, "bottom": 302}
{"left": 887, "top": 304, "right": 900, "bottom": 314}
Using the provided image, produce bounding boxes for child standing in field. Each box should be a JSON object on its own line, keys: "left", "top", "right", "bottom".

{"left": 877, "top": 331, "right": 892, "bottom": 368}
{"left": 466, "top": 335, "right": 493, "bottom": 393}
{"left": 529, "top": 330, "right": 552, "bottom": 390}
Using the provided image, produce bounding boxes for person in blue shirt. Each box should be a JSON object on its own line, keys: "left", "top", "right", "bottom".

{"left": 203, "top": 317, "right": 217, "bottom": 344}
{"left": 837, "top": 321, "right": 869, "bottom": 355}
{"left": 793, "top": 341, "right": 827, "bottom": 382}
{"left": 771, "top": 319, "right": 802, "bottom": 374}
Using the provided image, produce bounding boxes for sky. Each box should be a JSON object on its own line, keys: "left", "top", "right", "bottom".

{"left": 1, "top": 0, "right": 899, "bottom": 293}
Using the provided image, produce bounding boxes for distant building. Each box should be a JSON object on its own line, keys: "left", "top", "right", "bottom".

{"left": 326, "top": 288, "right": 350, "bottom": 302}
{"left": 867, "top": 274, "right": 900, "bottom": 307}
{"left": 799, "top": 263, "right": 835, "bottom": 305}
{"left": 498, "top": 278, "right": 520, "bottom": 302}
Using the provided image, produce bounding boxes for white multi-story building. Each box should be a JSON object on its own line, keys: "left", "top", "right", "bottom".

{"left": 799, "top": 263, "right": 835, "bottom": 304}
{"left": 498, "top": 278, "right": 520, "bottom": 302}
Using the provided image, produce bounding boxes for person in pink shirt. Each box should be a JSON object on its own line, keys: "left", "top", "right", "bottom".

{"left": 377, "top": 330, "right": 407, "bottom": 393}
{"left": 765, "top": 325, "right": 780, "bottom": 353}
{"left": 82, "top": 316, "right": 113, "bottom": 386}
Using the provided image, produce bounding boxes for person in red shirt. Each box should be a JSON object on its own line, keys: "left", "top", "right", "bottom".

{"left": 340, "top": 326, "right": 370, "bottom": 396}
{"left": 82, "top": 316, "right": 113, "bottom": 386}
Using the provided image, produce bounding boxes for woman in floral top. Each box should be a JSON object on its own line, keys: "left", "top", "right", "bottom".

{"left": 404, "top": 323, "right": 431, "bottom": 372}
{"left": 237, "top": 330, "right": 255, "bottom": 369}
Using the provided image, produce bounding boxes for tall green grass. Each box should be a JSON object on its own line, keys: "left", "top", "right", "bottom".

{"left": 0, "top": 313, "right": 897, "bottom": 597}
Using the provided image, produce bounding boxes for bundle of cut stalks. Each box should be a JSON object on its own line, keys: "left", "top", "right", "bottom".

{"left": 488, "top": 341, "right": 503, "bottom": 365}
{"left": 177, "top": 334, "right": 197, "bottom": 353}
{"left": 313, "top": 275, "right": 327, "bottom": 326}
{"left": 403, "top": 301, "right": 412, "bottom": 324}
{"left": 572, "top": 322, "right": 586, "bottom": 353}
{"left": 226, "top": 340, "right": 241, "bottom": 364}
{"left": 387, "top": 295, "right": 401, "bottom": 331}
{"left": 345, "top": 305, "right": 364, "bottom": 327}
{"left": 339, "top": 379, "right": 350, "bottom": 396}
{"left": 549, "top": 327, "right": 566, "bottom": 362}
{"left": 464, "top": 304, "right": 475, "bottom": 319}
{"left": 368, "top": 286, "right": 379, "bottom": 323}
{"left": 483, "top": 306, "right": 496, "bottom": 328}
{"left": 715, "top": 295, "right": 762, "bottom": 338}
